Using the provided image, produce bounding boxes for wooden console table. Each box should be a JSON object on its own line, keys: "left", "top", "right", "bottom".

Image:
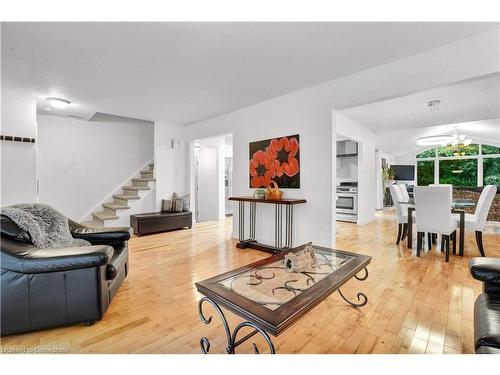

{"left": 228, "top": 196, "right": 306, "bottom": 254}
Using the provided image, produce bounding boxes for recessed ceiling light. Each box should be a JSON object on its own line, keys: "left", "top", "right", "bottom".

{"left": 46, "top": 97, "right": 70, "bottom": 109}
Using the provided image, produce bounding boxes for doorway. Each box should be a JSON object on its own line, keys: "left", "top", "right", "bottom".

{"left": 192, "top": 133, "right": 233, "bottom": 223}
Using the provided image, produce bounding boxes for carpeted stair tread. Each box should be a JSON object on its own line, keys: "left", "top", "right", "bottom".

{"left": 81, "top": 220, "right": 105, "bottom": 228}
{"left": 123, "top": 185, "right": 151, "bottom": 191}
{"left": 113, "top": 194, "right": 141, "bottom": 200}
{"left": 103, "top": 203, "right": 130, "bottom": 210}
{"left": 132, "top": 177, "right": 156, "bottom": 182}
{"left": 92, "top": 212, "right": 118, "bottom": 221}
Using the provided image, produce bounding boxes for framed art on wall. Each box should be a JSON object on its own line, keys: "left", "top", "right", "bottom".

{"left": 249, "top": 134, "right": 300, "bottom": 188}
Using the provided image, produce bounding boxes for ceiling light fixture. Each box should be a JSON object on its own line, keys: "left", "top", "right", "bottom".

{"left": 416, "top": 100, "right": 471, "bottom": 149}
{"left": 46, "top": 97, "right": 70, "bottom": 109}
{"left": 416, "top": 100, "right": 452, "bottom": 146}
{"left": 416, "top": 135, "right": 455, "bottom": 146}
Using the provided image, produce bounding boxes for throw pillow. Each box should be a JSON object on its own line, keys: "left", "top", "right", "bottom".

{"left": 181, "top": 194, "right": 190, "bottom": 212}
{"left": 162, "top": 199, "right": 173, "bottom": 212}
{"left": 174, "top": 199, "right": 184, "bottom": 213}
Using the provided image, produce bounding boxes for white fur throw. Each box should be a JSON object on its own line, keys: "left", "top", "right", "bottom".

{"left": 1, "top": 203, "right": 90, "bottom": 248}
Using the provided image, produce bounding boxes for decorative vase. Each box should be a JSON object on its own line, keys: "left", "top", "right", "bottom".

{"left": 253, "top": 188, "right": 266, "bottom": 199}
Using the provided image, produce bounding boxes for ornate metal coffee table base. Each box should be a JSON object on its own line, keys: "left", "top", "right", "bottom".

{"left": 337, "top": 267, "right": 369, "bottom": 308}
{"left": 198, "top": 297, "right": 276, "bottom": 354}
{"left": 197, "top": 267, "right": 369, "bottom": 354}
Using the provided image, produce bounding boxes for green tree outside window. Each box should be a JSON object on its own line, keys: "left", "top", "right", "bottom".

{"left": 482, "top": 145, "right": 500, "bottom": 155}
{"left": 439, "top": 159, "right": 477, "bottom": 187}
{"left": 417, "top": 160, "right": 434, "bottom": 186}
{"left": 483, "top": 157, "right": 500, "bottom": 185}
{"left": 438, "top": 144, "right": 479, "bottom": 157}
{"left": 416, "top": 148, "right": 436, "bottom": 158}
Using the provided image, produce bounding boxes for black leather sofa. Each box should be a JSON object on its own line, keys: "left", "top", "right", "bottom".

{"left": 469, "top": 257, "right": 500, "bottom": 354}
{"left": 1, "top": 215, "right": 131, "bottom": 335}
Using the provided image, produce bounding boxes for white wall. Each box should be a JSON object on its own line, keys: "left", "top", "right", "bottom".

{"left": 1, "top": 87, "right": 38, "bottom": 206}
{"left": 187, "top": 85, "right": 334, "bottom": 248}
{"left": 334, "top": 112, "right": 376, "bottom": 225}
{"left": 394, "top": 152, "right": 418, "bottom": 166}
{"left": 154, "top": 121, "right": 188, "bottom": 210}
{"left": 37, "top": 113, "right": 154, "bottom": 220}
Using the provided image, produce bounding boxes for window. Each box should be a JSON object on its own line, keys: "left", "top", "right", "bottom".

{"left": 437, "top": 144, "right": 479, "bottom": 157}
{"left": 415, "top": 143, "right": 499, "bottom": 187}
{"left": 417, "top": 160, "right": 434, "bottom": 186}
{"left": 439, "top": 159, "right": 477, "bottom": 187}
{"left": 484, "top": 157, "right": 500, "bottom": 185}
{"left": 416, "top": 148, "right": 436, "bottom": 158}
{"left": 482, "top": 144, "right": 500, "bottom": 155}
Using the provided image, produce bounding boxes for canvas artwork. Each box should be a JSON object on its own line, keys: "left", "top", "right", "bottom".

{"left": 249, "top": 134, "right": 300, "bottom": 188}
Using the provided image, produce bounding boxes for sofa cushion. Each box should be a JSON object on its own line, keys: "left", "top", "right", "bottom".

{"left": 476, "top": 345, "right": 500, "bottom": 354}
{"left": 0, "top": 215, "right": 32, "bottom": 243}
{"left": 474, "top": 293, "right": 500, "bottom": 350}
{"left": 470, "top": 257, "right": 500, "bottom": 285}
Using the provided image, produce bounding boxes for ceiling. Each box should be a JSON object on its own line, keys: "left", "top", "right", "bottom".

{"left": 340, "top": 73, "right": 500, "bottom": 133}
{"left": 375, "top": 118, "right": 500, "bottom": 156}
{"left": 2, "top": 22, "right": 498, "bottom": 124}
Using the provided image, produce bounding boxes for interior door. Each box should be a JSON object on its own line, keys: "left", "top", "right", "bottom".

{"left": 224, "top": 157, "right": 233, "bottom": 216}
{"left": 196, "top": 145, "right": 219, "bottom": 222}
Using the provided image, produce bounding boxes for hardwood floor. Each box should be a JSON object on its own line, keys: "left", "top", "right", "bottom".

{"left": 1, "top": 210, "right": 499, "bottom": 354}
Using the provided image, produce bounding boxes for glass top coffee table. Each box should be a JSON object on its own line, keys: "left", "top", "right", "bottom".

{"left": 195, "top": 244, "right": 371, "bottom": 354}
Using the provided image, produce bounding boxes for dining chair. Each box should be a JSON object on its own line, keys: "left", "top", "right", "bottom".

{"left": 414, "top": 186, "right": 457, "bottom": 261}
{"left": 397, "top": 183, "right": 410, "bottom": 202}
{"left": 389, "top": 184, "right": 410, "bottom": 244}
{"left": 455, "top": 185, "right": 497, "bottom": 257}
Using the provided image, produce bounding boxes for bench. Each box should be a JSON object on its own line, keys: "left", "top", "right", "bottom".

{"left": 130, "top": 211, "right": 192, "bottom": 236}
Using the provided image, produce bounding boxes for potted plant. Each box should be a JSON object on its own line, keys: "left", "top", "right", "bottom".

{"left": 253, "top": 188, "right": 266, "bottom": 199}
{"left": 382, "top": 165, "right": 395, "bottom": 183}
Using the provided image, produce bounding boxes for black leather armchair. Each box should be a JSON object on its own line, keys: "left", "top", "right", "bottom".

{"left": 469, "top": 257, "right": 500, "bottom": 354}
{"left": 1, "top": 216, "right": 131, "bottom": 335}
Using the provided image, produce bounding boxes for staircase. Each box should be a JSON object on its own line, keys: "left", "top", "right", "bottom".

{"left": 82, "top": 161, "right": 155, "bottom": 227}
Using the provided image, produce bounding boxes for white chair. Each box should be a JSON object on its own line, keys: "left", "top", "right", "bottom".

{"left": 429, "top": 184, "right": 453, "bottom": 198}
{"left": 455, "top": 185, "right": 497, "bottom": 257}
{"left": 414, "top": 186, "right": 457, "bottom": 262}
{"left": 397, "top": 183, "right": 410, "bottom": 202}
{"left": 389, "top": 184, "right": 410, "bottom": 244}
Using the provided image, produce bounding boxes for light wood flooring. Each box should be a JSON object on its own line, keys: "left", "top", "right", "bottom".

{"left": 1, "top": 210, "right": 499, "bottom": 354}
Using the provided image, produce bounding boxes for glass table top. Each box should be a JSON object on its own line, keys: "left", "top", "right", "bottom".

{"left": 218, "top": 247, "right": 355, "bottom": 310}
{"left": 398, "top": 198, "right": 475, "bottom": 209}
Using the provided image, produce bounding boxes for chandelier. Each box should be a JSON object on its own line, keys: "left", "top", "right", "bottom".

{"left": 416, "top": 100, "right": 471, "bottom": 152}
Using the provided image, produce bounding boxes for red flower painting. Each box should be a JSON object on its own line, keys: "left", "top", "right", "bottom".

{"left": 250, "top": 150, "right": 276, "bottom": 188}
{"left": 249, "top": 134, "right": 300, "bottom": 188}
{"left": 267, "top": 136, "right": 300, "bottom": 178}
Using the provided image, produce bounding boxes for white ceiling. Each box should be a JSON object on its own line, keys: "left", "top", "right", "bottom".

{"left": 340, "top": 73, "right": 500, "bottom": 133}
{"left": 375, "top": 118, "right": 500, "bottom": 156}
{"left": 2, "top": 22, "right": 498, "bottom": 124}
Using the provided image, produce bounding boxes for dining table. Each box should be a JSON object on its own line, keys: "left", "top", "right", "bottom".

{"left": 398, "top": 198, "right": 476, "bottom": 256}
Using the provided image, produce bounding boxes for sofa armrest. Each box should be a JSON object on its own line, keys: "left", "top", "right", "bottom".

{"left": 1, "top": 244, "right": 114, "bottom": 274}
{"left": 68, "top": 219, "right": 132, "bottom": 245}
{"left": 470, "top": 257, "right": 500, "bottom": 285}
